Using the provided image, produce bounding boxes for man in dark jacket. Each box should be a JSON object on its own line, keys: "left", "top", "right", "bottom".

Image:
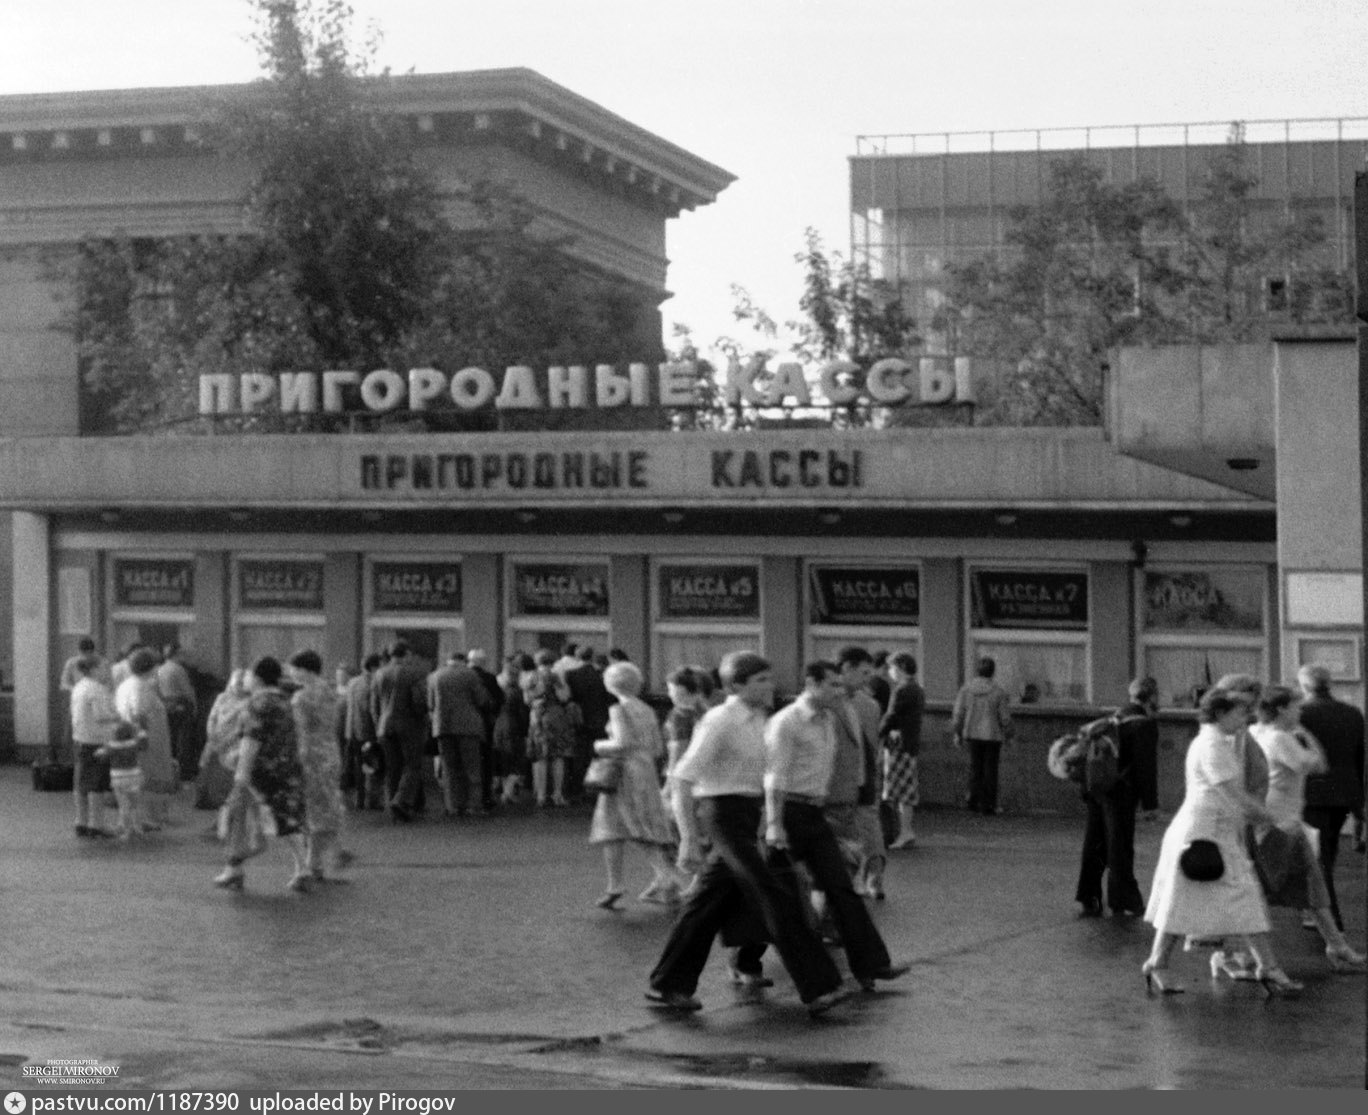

{"left": 428, "top": 652, "right": 491, "bottom": 817}
{"left": 343, "top": 654, "right": 381, "bottom": 809}
{"left": 1075, "top": 676, "right": 1160, "bottom": 918}
{"left": 467, "top": 649, "right": 505, "bottom": 811}
{"left": 370, "top": 641, "right": 429, "bottom": 823}
{"left": 1297, "top": 664, "right": 1365, "bottom": 931}
{"left": 564, "top": 645, "right": 612, "bottom": 800}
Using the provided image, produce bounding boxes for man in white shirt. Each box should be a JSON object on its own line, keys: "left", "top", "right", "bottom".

{"left": 646, "top": 652, "right": 851, "bottom": 1017}
{"left": 70, "top": 657, "right": 121, "bottom": 838}
{"left": 766, "top": 661, "right": 908, "bottom": 993}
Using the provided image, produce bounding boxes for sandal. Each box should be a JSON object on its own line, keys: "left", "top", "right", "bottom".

{"left": 595, "top": 890, "right": 624, "bottom": 910}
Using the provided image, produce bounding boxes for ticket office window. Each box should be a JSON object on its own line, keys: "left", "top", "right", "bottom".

{"left": 231, "top": 555, "right": 327, "bottom": 670}
{"left": 967, "top": 566, "right": 1090, "bottom": 705}
{"left": 108, "top": 554, "right": 199, "bottom": 662}
{"left": 653, "top": 559, "right": 762, "bottom": 689}
{"left": 365, "top": 558, "right": 465, "bottom": 672}
{"left": 1138, "top": 566, "right": 1268, "bottom": 709}
{"left": 506, "top": 558, "right": 611, "bottom": 661}
{"left": 805, "top": 561, "right": 921, "bottom": 667}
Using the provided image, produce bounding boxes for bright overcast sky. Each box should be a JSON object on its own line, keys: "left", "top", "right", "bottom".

{"left": 4, "top": 0, "right": 1366, "bottom": 351}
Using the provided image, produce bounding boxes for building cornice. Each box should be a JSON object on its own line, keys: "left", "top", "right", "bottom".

{"left": 0, "top": 69, "right": 735, "bottom": 219}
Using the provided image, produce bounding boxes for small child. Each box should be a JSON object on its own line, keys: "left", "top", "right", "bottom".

{"left": 98, "top": 722, "right": 151, "bottom": 838}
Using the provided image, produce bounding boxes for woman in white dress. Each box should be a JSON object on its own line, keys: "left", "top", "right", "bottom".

{"left": 1249, "top": 685, "right": 1366, "bottom": 972}
{"left": 587, "top": 662, "right": 685, "bottom": 910}
{"left": 1142, "top": 688, "right": 1301, "bottom": 995}
{"left": 114, "top": 647, "right": 179, "bottom": 825}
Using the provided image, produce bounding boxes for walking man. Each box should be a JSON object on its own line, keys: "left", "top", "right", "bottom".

{"left": 370, "top": 640, "right": 429, "bottom": 823}
{"left": 767, "top": 661, "right": 910, "bottom": 993}
{"left": 1297, "top": 663, "right": 1366, "bottom": 931}
{"left": 428, "top": 651, "right": 492, "bottom": 817}
{"left": 646, "top": 652, "right": 853, "bottom": 1018}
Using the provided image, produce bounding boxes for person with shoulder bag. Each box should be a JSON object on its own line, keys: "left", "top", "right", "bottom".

{"left": 1075, "top": 678, "right": 1160, "bottom": 918}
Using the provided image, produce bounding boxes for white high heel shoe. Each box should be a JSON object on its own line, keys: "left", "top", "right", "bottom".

{"left": 1326, "top": 944, "right": 1366, "bottom": 972}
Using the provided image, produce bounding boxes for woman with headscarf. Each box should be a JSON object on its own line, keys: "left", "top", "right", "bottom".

{"left": 1141, "top": 689, "right": 1300, "bottom": 996}
{"left": 1249, "top": 684, "right": 1365, "bottom": 971}
{"left": 289, "top": 649, "right": 349, "bottom": 885}
{"left": 114, "top": 647, "right": 178, "bottom": 826}
{"left": 197, "top": 668, "right": 251, "bottom": 810}
{"left": 214, "top": 656, "right": 308, "bottom": 892}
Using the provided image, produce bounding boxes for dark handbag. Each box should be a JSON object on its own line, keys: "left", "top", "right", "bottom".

{"left": 1178, "top": 838, "right": 1224, "bottom": 882}
{"left": 583, "top": 755, "right": 623, "bottom": 795}
{"left": 32, "top": 759, "right": 75, "bottom": 793}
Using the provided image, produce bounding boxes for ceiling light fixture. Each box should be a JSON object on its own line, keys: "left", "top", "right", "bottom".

{"left": 994, "top": 511, "right": 1018, "bottom": 527}
{"left": 662, "top": 510, "right": 684, "bottom": 525}
{"left": 818, "top": 510, "right": 842, "bottom": 527}
{"left": 515, "top": 510, "right": 538, "bottom": 525}
{"left": 1168, "top": 513, "right": 1193, "bottom": 528}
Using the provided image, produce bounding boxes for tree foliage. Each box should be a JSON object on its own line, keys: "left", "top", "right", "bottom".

{"left": 696, "top": 229, "right": 922, "bottom": 429}
{"left": 936, "top": 124, "right": 1354, "bottom": 425}
{"left": 936, "top": 158, "right": 1187, "bottom": 425}
{"left": 71, "top": 0, "right": 660, "bottom": 434}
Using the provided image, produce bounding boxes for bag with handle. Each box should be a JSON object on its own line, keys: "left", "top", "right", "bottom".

{"left": 583, "top": 754, "right": 623, "bottom": 795}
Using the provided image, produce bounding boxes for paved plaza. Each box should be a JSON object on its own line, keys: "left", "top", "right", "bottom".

{"left": 1, "top": 765, "right": 1363, "bottom": 1089}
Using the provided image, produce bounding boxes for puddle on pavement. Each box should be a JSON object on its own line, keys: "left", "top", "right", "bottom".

{"left": 591, "top": 1050, "right": 897, "bottom": 1089}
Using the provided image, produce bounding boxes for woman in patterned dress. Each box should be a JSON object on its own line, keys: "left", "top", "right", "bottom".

{"left": 213, "top": 656, "right": 308, "bottom": 892}
{"left": 522, "top": 649, "right": 578, "bottom": 807}
{"left": 588, "top": 662, "right": 685, "bottom": 910}
{"left": 289, "top": 649, "right": 350, "bottom": 886}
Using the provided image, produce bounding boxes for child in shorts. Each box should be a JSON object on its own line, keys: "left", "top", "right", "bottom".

{"left": 99, "top": 722, "right": 151, "bottom": 838}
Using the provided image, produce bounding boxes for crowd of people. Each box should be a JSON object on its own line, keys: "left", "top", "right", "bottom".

{"left": 56, "top": 632, "right": 1364, "bottom": 1018}
{"left": 1063, "top": 664, "right": 1367, "bottom": 996}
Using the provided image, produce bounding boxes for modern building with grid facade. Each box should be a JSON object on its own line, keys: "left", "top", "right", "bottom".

{"left": 850, "top": 118, "right": 1368, "bottom": 331}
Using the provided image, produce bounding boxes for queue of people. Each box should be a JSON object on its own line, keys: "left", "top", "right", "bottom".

{"left": 60, "top": 631, "right": 1363, "bottom": 1011}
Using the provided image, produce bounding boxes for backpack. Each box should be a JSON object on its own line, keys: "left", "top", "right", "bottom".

{"left": 1080, "top": 716, "right": 1121, "bottom": 799}
{"left": 1047, "top": 713, "right": 1134, "bottom": 797}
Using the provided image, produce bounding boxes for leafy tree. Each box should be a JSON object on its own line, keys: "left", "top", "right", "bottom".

{"left": 707, "top": 229, "right": 921, "bottom": 428}
{"left": 936, "top": 125, "right": 1355, "bottom": 425}
{"left": 1179, "top": 123, "right": 1353, "bottom": 339}
{"left": 936, "top": 158, "right": 1185, "bottom": 425}
{"left": 69, "top": 0, "right": 663, "bottom": 434}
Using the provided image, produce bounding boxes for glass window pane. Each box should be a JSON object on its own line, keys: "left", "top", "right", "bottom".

{"left": 972, "top": 640, "right": 1088, "bottom": 704}
{"left": 1143, "top": 645, "right": 1264, "bottom": 709}
{"left": 656, "top": 632, "right": 760, "bottom": 691}
{"left": 809, "top": 633, "right": 920, "bottom": 667}
{"left": 236, "top": 623, "right": 326, "bottom": 667}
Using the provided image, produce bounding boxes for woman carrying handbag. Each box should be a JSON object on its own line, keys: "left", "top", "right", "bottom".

{"left": 1141, "top": 688, "right": 1300, "bottom": 996}
{"left": 586, "top": 663, "right": 686, "bottom": 910}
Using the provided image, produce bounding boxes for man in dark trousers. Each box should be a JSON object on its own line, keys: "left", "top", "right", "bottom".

{"left": 428, "top": 651, "right": 491, "bottom": 817}
{"left": 564, "top": 644, "right": 612, "bottom": 800}
{"left": 1074, "top": 676, "right": 1159, "bottom": 918}
{"left": 370, "top": 640, "right": 429, "bottom": 823}
{"left": 343, "top": 653, "right": 381, "bottom": 809}
{"left": 1297, "top": 663, "right": 1365, "bottom": 931}
{"left": 467, "top": 649, "right": 505, "bottom": 811}
{"left": 647, "top": 652, "right": 853, "bottom": 1018}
